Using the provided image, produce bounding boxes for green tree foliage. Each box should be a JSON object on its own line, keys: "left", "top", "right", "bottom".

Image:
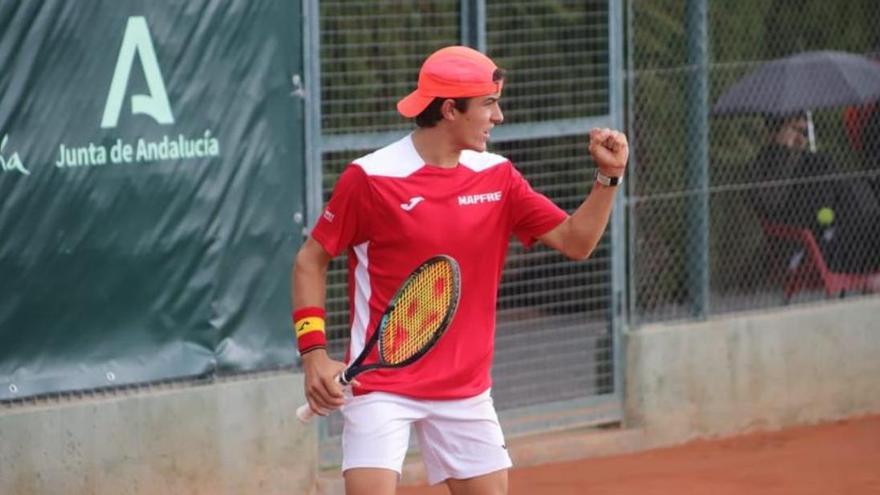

{"left": 630, "top": 0, "right": 880, "bottom": 312}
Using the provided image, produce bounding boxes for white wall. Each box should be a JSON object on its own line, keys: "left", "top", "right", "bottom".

{"left": 0, "top": 373, "right": 316, "bottom": 495}
{"left": 625, "top": 297, "right": 880, "bottom": 446}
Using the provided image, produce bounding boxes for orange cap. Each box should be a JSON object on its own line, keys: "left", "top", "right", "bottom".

{"left": 397, "top": 46, "right": 502, "bottom": 118}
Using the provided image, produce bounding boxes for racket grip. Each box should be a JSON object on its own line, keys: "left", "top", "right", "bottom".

{"left": 296, "top": 403, "right": 318, "bottom": 423}
{"left": 296, "top": 372, "right": 348, "bottom": 424}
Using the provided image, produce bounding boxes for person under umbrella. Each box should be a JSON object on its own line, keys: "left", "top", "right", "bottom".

{"left": 713, "top": 50, "right": 880, "bottom": 286}
{"left": 750, "top": 112, "right": 880, "bottom": 284}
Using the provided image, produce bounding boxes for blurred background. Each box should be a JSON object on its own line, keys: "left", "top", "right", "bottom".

{"left": 1, "top": 0, "right": 879, "bottom": 492}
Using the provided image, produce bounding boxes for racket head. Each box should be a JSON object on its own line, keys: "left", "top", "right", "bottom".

{"left": 377, "top": 255, "right": 461, "bottom": 368}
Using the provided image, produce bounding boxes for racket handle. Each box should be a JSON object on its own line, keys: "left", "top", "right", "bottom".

{"left": 296, "top": 403, "right": 318, "bottom": 423}
{"left": 295, "top": 372, "right": 348, "bottom": 424}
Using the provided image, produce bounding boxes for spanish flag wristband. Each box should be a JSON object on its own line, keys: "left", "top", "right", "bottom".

{"left": 293, "top": 307, "right": 326, "bottom": 354}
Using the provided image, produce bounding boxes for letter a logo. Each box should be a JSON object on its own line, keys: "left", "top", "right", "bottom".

{"left": 101, "top": 16, "right": 174, "bottom": 129}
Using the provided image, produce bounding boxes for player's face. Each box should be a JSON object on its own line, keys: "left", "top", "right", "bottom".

{"left": 452, "top": 91, "right": 504, "bottom": 152}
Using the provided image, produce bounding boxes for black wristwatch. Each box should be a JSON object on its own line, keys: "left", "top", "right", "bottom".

{"left": 595, "top": 170, "right": 622, "bottom": 187}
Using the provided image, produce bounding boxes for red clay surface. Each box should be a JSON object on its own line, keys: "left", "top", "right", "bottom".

{"left": 398, "top": 415, "right": 880, "bottom": 495}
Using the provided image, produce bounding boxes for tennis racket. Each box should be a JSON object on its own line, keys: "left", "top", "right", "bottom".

{"left": 296, "top": 254, "right": 461, "bottom": 423}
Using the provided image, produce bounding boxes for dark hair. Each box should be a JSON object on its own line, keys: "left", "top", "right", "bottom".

{"left": 415, "top": 98, "right": 470, "bottom": 128}
{"left": 764, "top": 112, "right": 806, "bottom": 133}
{"left": 414, "top": 68, "right": 506, "bottom": 128}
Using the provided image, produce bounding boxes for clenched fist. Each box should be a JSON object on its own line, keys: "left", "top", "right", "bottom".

{"left": 588, "top": 128, "right": 629, "bottom": 179}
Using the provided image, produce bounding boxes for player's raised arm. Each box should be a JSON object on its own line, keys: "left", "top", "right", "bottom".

{"left": 538, "top": 128, "right": 629, "bottom": 260}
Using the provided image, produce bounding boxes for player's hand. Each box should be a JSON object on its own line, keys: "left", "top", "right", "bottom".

{"left": 588, "top": 128, "right": 629, "bottom": 179}
{"left": 301, "top": 349, "right": 347, "bottom": 416}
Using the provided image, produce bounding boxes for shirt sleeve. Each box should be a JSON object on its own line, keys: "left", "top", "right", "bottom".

{"left": 310, "top": 164, "right": 372, "bottom": 257}
{"left": 508, "top": 165, "right": 568, "bottom": 248}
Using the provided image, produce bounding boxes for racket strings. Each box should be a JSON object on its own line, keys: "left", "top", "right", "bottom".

{"left": 381, "top": 261, "right": 455, "bottom": 365}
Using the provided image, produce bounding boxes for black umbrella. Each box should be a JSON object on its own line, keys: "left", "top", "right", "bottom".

{"left": 713, "top": 50, "right": 880, "bottom": 116}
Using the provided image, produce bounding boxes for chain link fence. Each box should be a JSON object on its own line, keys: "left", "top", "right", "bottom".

{"left": 628, "top": 0, "right": 880, "bottom": 324}
{"left": 485, "top": 1, "right": 610, "bottom": 123}
{"left": 318, "top": 1, "right": 459, "bottom": 135}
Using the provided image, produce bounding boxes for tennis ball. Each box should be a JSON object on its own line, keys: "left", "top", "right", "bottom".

{"left": 816, "top": 206, "right": 835, "bottom": 227}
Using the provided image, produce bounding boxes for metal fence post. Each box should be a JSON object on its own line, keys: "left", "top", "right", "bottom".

{"left": 608, "top": 0, "right": 627, "bottom": 416}
{"left": 685, "top": 0, "right": 710, "bottom": 318}
{"left": 460, "top": 0, "right": 487, "bottom": 51}
{"left": 303, "top": 0, "right": 324, "bottom": 231}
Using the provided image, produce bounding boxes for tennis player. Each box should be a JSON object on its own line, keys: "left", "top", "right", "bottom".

{"left": 292, "top": 45, "right": 628, "bottom": 495}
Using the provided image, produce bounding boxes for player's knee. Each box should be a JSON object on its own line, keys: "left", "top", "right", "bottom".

{"left": 445, "top": 468, "right": 508, "bottom": 495}
{"left": 343, "top": 467, "right": 398, "bottom": 495}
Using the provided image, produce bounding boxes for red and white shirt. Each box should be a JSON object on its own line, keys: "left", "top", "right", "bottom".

{"left": 311, "top": 134, "right": 567, "bottom": 399}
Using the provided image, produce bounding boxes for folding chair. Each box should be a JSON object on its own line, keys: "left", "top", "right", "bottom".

{"left": 760, "top": 220, "right": 878, "bottom": 300}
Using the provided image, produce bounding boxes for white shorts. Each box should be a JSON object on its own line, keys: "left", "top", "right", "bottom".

{"left": 340, "top": 388, "right": 513, "bottom": 485}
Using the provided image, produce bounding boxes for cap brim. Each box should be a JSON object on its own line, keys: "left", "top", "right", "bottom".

{"left": 397, "top": 90, "right": 435, "bottom": 118}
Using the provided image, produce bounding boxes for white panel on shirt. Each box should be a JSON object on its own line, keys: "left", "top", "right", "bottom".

{"left": 354, "top": 134, "right": 508, "bottom": 177}
{"left": 459, "top": 149, "right": 508, "bottom": 172}
{"left": 349, "top": 241, "right": 372, "bottom": 361}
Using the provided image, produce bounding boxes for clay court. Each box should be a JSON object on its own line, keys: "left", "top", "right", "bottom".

{"left": 399, "top": 415, "right": 880, "bottom": 495}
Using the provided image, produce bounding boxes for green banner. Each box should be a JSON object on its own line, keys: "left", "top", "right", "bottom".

{"left": 0, "top": 1, "right": 304, "bottom": 400}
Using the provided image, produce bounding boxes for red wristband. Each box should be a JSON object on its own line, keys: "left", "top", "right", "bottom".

{"left": 293, "top": 307, "right": 327, "bottom": 354}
